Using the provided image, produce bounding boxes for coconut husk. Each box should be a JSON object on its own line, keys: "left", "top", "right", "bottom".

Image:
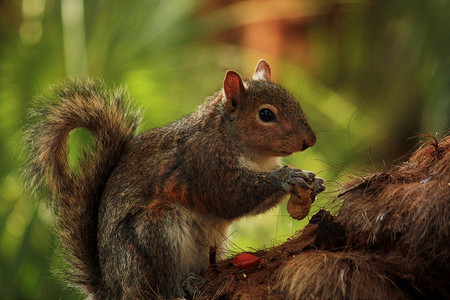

{"left": 198, "top": 136, "right": 449, "bottom": 299}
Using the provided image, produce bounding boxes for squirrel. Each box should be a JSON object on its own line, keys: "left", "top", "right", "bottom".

{"left": 24, "top": 60, "right": 323, "bottom": 299}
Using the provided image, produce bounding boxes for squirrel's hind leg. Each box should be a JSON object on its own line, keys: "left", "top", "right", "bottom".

{"left": 99, "top": 198, "right": 208, "bottom": 298}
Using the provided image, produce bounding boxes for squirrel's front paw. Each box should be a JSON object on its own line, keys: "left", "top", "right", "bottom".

{"left": 286, "top": 172, "right": 325, "bottom": 220}
{"left": 278, "top": 167, "right": 315, "bottom": 193}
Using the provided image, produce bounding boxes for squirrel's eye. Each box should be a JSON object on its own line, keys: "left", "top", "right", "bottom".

{"left": 259, "top": 108, "right": 275, "bottom": 122}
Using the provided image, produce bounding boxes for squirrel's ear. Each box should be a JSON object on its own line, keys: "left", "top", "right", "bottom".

{"left": 223, "top": 70, "right": 245, "bottom": 113}
{"left": 253, "top": 59, "right": 271, "bottom": 81}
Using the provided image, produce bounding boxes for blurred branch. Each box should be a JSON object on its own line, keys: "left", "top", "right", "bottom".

{"left": 61, "top": 0, "right": 88, "bottom": 76}
{"left": 197, "top": 0, "right": 369, "bottom": 35}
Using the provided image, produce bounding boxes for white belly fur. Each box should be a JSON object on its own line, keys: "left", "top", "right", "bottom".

{"left": 167, "top": 205, "right": 231, "bottom": 280}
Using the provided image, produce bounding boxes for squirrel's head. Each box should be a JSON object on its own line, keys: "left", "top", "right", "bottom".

{"left": 222, "top": 59, "right": 316, "bottom": 158}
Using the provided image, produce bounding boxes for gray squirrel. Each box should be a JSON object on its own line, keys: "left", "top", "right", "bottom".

{"left": 25, "top": 60, "right": 324, "bottom": 298}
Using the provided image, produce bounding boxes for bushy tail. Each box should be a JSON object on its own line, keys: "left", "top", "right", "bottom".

{"left": 24, "top": 79, "right": 140, "bottom": 296}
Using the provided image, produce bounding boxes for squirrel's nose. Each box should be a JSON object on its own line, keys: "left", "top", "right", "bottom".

{"left": 300, "top": 132, "right": 316, "bottom": 151}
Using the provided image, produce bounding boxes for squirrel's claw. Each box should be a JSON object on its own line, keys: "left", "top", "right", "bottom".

{"left": 280, "top": 168, "right": 325, "bottom": 200}
{"left": 311, "top": 177, "right": 326, "bottom": 202}
{"left": 281, "top": 168, "right": 315, "bottom": 193}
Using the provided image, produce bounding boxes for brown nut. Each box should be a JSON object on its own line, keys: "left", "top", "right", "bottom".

{"left": 287, "top": 184, "right": 312, "bottom": 220}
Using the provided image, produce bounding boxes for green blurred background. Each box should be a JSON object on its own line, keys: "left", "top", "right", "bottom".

{"left": 0, "top": 0, "right": 448, "bottom": 298}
